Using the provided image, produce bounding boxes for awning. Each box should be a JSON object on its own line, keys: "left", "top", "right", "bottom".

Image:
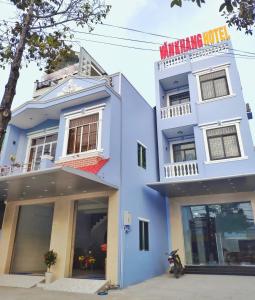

{"left": 0, "top": 166, "right": 118, "bottom": 202}
{"left": 148, "top": 173, "right": 255, "bottom": 197}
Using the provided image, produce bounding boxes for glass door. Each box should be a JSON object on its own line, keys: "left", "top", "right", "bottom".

{"left": 72, "top": 198, "right": 108, "bottom": 279}
{"left": 182, "top": 202, "right": 255, "bottom": 266}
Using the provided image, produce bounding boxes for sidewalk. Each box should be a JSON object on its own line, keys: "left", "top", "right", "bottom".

{"left": 0, "top": 274, "right": 255, "bottom": 300}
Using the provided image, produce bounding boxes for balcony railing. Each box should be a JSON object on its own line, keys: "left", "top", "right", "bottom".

{"left": 161, "top": 102, "right": 191, "bottom": 119}
{"left": 164, "top": 161, "right": 199, "bottom": 178}
{"left": 158, "top": 42, "right": 229, "bottom": 72}
{"left": 0, "top": 163, "right": 32, "bottom": 177}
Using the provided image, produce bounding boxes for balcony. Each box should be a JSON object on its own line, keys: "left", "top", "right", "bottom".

{"left": 160, "top": 102, "right": 191, "bottom": 119}
{"left": 158, "top": 42, "right": 229, "bottom": 72}
{"left": 164, "top": 161, "right": 199, "bottom": 178}
{"left": 0, "top": 163, "right": 31, "bottom": 177}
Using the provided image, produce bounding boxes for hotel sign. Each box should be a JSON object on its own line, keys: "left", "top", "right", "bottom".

{"left": 160, "top": 25, "right": 231, "bottom": 60}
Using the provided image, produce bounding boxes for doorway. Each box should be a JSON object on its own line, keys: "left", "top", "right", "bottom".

{"left": 11, "top": 203, "right": 54, "bottom": 274}
{"left": 182, "top": 202, "right": 255, "bottom": 266}
{"left": 72, "top": 198, "right": 108, "bottom": 279}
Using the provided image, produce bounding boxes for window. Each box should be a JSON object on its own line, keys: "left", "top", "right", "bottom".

{"left": 67, "top": 113, "right": 99, "bottom": 155}
{"left": 137, "top": 143, "right": 146, "bottom": 169}
{"left": 168, "top": 91, "right": 190, "bottom": 106}
{"left": 173, "top": 142, "right": 196, "bottom": 163}
{"left": 199, "top": 69, "right": 229, "bottom": 101}
{"left": 28, "top": 133, "right": 58, "bottom": 171}
{"left": 139, "top": 220, "right": 149, "bottom": 251}
{"left": 206, "top": 125, "right": 241, "bottom": 161}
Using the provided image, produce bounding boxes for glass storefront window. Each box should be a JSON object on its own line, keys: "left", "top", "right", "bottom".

{"left": 182, "top": 202, "right": 255, "bottom": 266}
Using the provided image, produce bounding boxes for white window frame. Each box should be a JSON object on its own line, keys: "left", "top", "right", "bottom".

{"left": 202, "top": 121, "right": 247, "bottom": 164}
{"left": 169, "top": 138, "right": 196, "bottom": 164}
{"left": 194, "top": 64, "right": 234, "bottom": 104}
{"left": 25, "top": 127, "right": 59, "bottom": 171}
{"left": 61, "top": 106, "right": 104, "bottom": 160}
{"left": 165, "top": 87, "right": 189, "bottom": 107}
{"left": 137, "top": 140, "right": 147, "bottom": 169}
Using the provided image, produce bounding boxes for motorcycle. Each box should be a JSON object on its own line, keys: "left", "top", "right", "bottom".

{"left": 167, "top": 249, "right": 184, "bottom": 279}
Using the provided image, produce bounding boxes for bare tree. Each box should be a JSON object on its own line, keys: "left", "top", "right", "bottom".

{"left": 0, "top": 0, "right": 111, "bottom": 150}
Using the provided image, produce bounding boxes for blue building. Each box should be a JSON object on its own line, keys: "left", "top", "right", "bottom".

{"left": 0, "top": 48, "right": 168, "bottom": 288}
{"left": 0, "top": 29, "right": 255, "bottom": 292}
{"left": 149, "top": 37, "right": 255, "bottom": 274}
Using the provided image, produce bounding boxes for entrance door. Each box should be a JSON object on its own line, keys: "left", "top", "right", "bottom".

{"left": 182, "top": 202, "right": 255, "bottom": 266}
{"left": 11, "top": 203, "right": 54, "bottom": 274}
{"left": 72, "top": 198, "right": 108, "bottom": 279}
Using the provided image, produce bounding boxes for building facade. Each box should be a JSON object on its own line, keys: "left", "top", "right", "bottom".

{"left": 0, "top": 49, "right": 168, "bottom": 288}
{"left": 150, "top": 39, "right": 255, "bottom": 273}
{"left": 0, "top": 35, "right": 255, "bottom": 291}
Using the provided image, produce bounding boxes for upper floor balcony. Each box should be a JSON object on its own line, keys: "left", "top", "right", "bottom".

{"left": 160, "top": 90, "right": 192, "bottom": 120}
{"left": 163, "top": 140, "right": 199, "bottom": 179}
{"left": 157, "top": 42, "right": 230, "bottom": 73}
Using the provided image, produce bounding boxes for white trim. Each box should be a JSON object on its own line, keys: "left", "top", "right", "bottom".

{"left": 137, "top": 140, "right": 147, "bottom": 149}
{"left": 138, "top": 217, "right": 150, "bottom": 222}
{"left": 192, "top": 63, "right": 230, "bottom": 75}
{"left": 196, "top": 93, "right": 236, "bottom": 105}
{"left": 204, "top": 156, "right": 248, "bottom": 164}
{"left": 25, "top": 128, "right": 59, "bottom": 168}
{"left": 62, "top": 106, "right": 104, "bottom": 158}
{"left": 202, "top": 121, "right": 246, "bottom": 163}
{"left": 56, "top": 149, "right": 104, "bottom": 163}
{"left": 26, "top": 126, "right": 59, "bottom": 137}
{"left": 165, "top": 88, "right": 189, "bottom": 107}
{"left": 169, "top": 138, "right": 195, "bottom": 163}
{"left": 199, "top": 117, "right": 241, "bottom": 128}
{"left": 195, "top": 64, "right": 233, "bottom": 103}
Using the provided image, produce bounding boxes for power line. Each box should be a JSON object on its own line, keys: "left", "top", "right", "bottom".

{"left": 72, "top": 30, "right": 162, "bottom": 46}
{"left": 98, "top": 23, "right": 255, "bottom": 57}
{"left": 73, "top": 30, "right": 255, "bottom": 58}
{"left": 64, "top": 37, "right": 255, "bottom": 60}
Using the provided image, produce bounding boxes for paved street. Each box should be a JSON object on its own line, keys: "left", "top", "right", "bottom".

{"left": 0, "top": 274, "right": 255, "bottom": 300}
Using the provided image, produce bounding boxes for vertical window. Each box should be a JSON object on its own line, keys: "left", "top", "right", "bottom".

{"left": 206, "top": 125, "right": 241, "bottom": 161}
{"left": 67, "top": 113, "right": 99, "bottom": 155}
{"left": 173, "top": 142, "right": 196, "bottom": 162}
{"left": 168, "top": 91, "right": 190, "bottom": 106}
{"left": 139, "top": 220, "right": 149, "bottom": 251}
{"left": 199, "top": 69, "right": 229, "bottom": 101}
{"left": 28, "top": 133, "right": 58, "bottom": 171}
{"left": 137, "top": 143, "right": 146, "bottom": 169}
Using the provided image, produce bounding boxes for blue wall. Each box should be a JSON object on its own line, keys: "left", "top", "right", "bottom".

{"left": 119, "top": 75, "right": 169, "bottom": 287}
{"left": 155, "top": 42, "right": 255, "bottom": 182}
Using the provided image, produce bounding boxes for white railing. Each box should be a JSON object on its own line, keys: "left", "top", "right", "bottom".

{"left": 0, "top": 163, "right": 32, "bottom": 177}
{"left": 164, "top": 161, "right": 199, "bottom": 178}
{"left": 161, "top": 102, "right": 191, "bottom": 119}
{"left": 158, "top": 42, "right": 229, "bottom": 72}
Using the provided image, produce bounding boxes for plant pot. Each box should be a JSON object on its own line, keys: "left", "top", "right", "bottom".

{"left": 45, "top": 272, "right": 53, "bottom": 284}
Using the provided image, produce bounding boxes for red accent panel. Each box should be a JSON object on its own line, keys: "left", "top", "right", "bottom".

{"left": 78, "top": 158, "right": 109, "bottom": 174}
{"left": 56, "top": 156, "right": 109, "bottom": 174}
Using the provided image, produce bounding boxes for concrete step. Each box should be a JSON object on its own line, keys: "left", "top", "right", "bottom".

{"left": 185, "top": 265, "right": 255, "bottom": 276}
{"left": 0, "top": 274, "right": 44, "bottom": 288}
{"left": 44, "top": 278, "right": 108, "bottom": 294}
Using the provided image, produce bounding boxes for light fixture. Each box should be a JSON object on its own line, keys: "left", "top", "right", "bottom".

{"left": 44, "top": 189, "right": 48, "bottom": 192}
{"left": 25, "top": 185, "right": 31, "bottom": 188}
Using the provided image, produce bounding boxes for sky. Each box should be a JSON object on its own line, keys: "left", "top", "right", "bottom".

{"left": 0, "top": 0, "right": 255, "bottom": 135}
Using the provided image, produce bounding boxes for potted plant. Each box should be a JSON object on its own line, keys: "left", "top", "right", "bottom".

{"left": 44, "top": 250, "right": 57, "bottom": 284}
